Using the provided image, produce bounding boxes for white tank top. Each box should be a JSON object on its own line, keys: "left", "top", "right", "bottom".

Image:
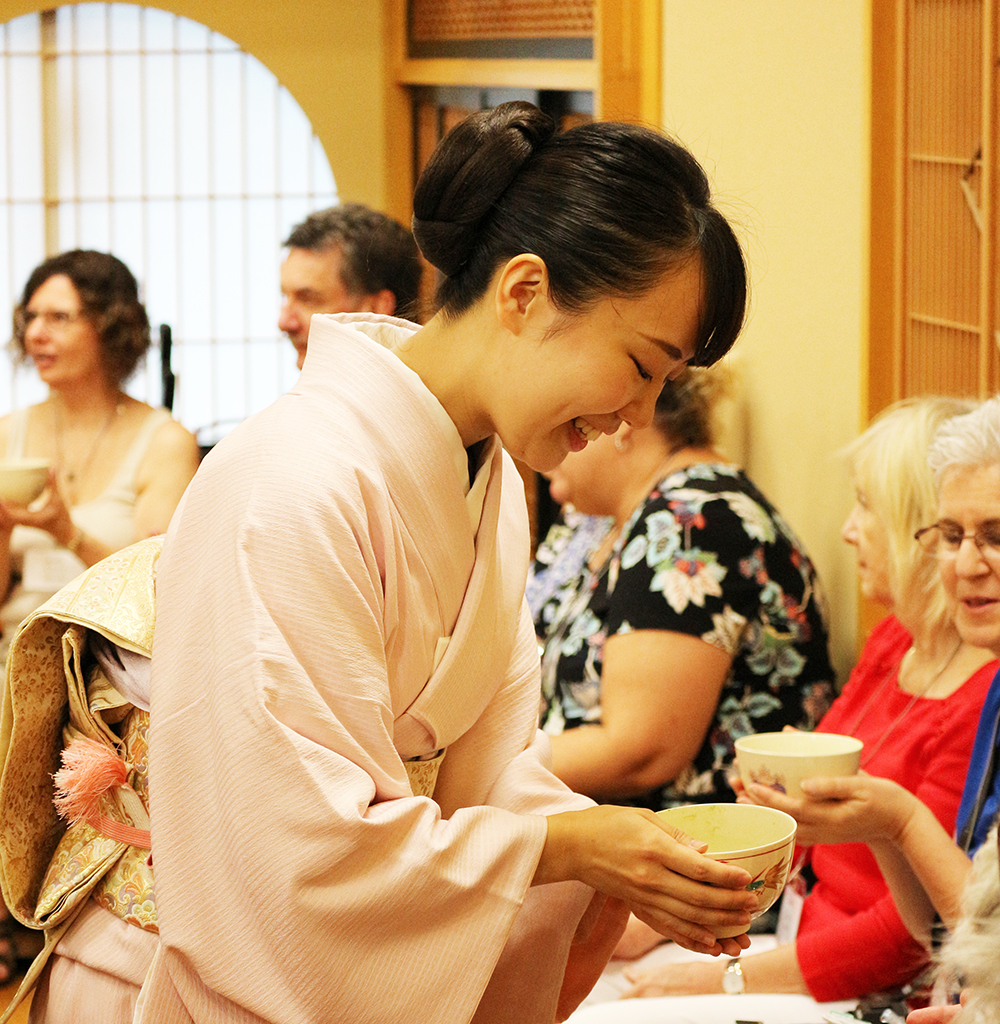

{"left": 0, "top": 406, "right": 171, "bottom": 659}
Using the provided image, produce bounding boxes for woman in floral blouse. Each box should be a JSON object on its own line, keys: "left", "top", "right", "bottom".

{"left": 536, "top": 368, "right": 835, "bottom": 811}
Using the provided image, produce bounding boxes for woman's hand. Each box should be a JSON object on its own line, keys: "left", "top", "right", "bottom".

{"left": 622, "top": 940, "right": 809, "bottom": 998}
{"left": 2, "top": 469, "right": 75, "bottom": 546}
{"left": 537, "top": 805, "right": 757, "bottom": 956}
{"left": 740, "top": 772, "right": 917, "bottom": 847}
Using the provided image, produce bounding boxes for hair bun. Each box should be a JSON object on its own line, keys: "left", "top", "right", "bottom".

{"left": 412, "top": 101, "right": 555, "bottom": 276}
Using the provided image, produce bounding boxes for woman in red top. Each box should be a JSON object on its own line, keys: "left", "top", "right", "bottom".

{"left": 618, "top": 397, "right": 997, "bottom": 1008}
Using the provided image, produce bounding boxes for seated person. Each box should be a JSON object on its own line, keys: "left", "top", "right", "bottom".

{"left": 536, "top": 367, "right": 835, "bottom": 811}
{"left": 0, "top": 249, "right": 200, "bottom": 666}
{"left": 741, "top": 395, "right": 1000, "bottom": 968}
{"left": 611, "top": 397, "right": 997, "bottom": 1016}
{"left": 528, "top": 508, "right": 611, "bottom": 623}
{"left": 278, "top": 203, "right": 423, "bottom": 369}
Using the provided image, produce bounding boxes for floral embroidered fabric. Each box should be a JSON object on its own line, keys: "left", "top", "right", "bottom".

{"left": 536, "top": 464, "right": 835, "bottom": 809}
{"left": 36, "top": 706, "right": 156, "bottom": 933}
{"left": 404, "top": 750, "right": 446, "bottom": 798}
{"left": 0, "top": 540, "right": 159, "bottom": 935}
{"left": 92, "top": 709, "right": 156, "bottom": 931}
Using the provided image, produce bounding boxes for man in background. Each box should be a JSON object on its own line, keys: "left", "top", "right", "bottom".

{"left": 279, "top": 203, "right": 422, "bottom": 369}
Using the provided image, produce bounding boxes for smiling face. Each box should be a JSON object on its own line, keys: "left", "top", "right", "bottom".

{"left": 841, "top": 487, "right": 893, "bottom": 606}
{"left": 23, "top": 274, "right": 106, "bottom": 389}
{"left": 494, "top": 259, "right": 703, "bottom": 473}
{"left": 937, "top": 464, "right": 1000, "bottom": 656}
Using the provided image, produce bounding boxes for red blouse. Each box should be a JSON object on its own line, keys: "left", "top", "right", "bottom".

{"left": 795, "top": 614, "right": 996, "bottom": 1001}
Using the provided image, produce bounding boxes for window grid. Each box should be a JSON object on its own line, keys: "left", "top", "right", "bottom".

{"left": 0, "top": 3, "right": 338, "bottom": 439}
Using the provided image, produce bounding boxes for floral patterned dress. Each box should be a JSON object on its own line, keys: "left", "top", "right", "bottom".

{"left": 536, "top": 463, "right": 835, "bottom": 809}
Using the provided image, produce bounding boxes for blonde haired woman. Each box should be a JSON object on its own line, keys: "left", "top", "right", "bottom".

{"left": 737, "top": 396, "right": 1000, "bottom": 994}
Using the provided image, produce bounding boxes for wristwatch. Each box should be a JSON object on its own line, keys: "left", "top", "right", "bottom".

{"left": 722, "top": 957, "right": 745, "bottom": 994}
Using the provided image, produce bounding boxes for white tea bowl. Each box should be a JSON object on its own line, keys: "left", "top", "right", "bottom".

{"left": 735, "top": 730, "right": 863, "bottom": 800}
{"left": 657, "top": 802, "right": 797, "bottom": 938}
{"left": 0, "top": 459, "right": 51, "bottom": 505}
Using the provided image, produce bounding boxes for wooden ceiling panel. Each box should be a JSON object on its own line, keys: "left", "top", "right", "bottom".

{"left": 410, "top": 0, "right": 594, "bottom": 42}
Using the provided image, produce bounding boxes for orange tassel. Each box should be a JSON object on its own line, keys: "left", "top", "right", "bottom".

{"left": 53, "top": 735, "right": 128, "bottom": 826}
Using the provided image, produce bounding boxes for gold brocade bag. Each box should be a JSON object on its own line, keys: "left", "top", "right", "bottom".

{"left": 0, "top": 537, "right": 161, "bottom": 1023}
{"left": 36, "top": 705, "right": 156, "bottom": 934}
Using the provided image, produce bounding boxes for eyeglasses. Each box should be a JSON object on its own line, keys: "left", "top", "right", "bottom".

{"left": 914, "top": 520, "right": 1000, "bottom": 563}
{"left": 20, "top": 309, "right": 86, "bottom": 334}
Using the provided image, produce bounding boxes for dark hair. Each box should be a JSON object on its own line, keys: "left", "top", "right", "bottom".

{"left": 412, "top": 102, "right": 747, "bottom": 366}
{"left": 12, "top": 249, "right": 150, "bottom": 386}
{"left": 652, "top": 368, "right": 719, "bottom": 448}
{"left": 284, "top": 202, "right": 423, "bottom": 320}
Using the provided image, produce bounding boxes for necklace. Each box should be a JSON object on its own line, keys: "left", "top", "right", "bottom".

{"left": 53, "top": 403, "right": 119, "bottom": 500}
{"left": 587, "top": 443, "right": 692, "bottom": 574}
{"left": 845, "top": 637, "right": 963, "bottom": 769}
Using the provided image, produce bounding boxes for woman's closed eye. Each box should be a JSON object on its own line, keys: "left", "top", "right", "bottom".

{"left": 632, "top": 357, "right": 653, "bottom": 382}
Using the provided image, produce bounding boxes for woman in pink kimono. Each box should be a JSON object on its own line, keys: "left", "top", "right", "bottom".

{"left": 6, "top": 102, "right": 755, "bottom": 1024}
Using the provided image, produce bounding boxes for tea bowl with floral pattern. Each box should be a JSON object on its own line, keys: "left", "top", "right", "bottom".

{"left": 657, "top": 802, "right": 797, "bottom": 938}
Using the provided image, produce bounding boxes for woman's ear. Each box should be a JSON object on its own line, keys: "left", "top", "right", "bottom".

{"left": 494, "top": 254, "right": 551, "bottom": 334}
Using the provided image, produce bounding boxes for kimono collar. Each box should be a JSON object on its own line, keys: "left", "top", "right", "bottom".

{"left": 311, "top": 313, "right": 497, "bottom": 525}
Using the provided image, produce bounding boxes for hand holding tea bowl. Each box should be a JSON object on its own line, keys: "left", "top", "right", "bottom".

{"left": 0, "top": 458, "right": 51, "bottom": 506}
{"left": 739, "top": 767, "right": 921, "bottom": 848}
{"left": 735, "top": 729, "right": 863, "bottom": 800}
{"left": 656, "top": 802, "right": 797, "bottom": 937}
{"left": 541, "top": 804, "right": 761, "bottom": 956}
{"left": 734, "top": 731, "right": 921, "bottom": 848}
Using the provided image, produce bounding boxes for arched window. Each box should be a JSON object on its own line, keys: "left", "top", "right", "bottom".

{"left": 0, "top": 3, "right": 337, "bottom": 434}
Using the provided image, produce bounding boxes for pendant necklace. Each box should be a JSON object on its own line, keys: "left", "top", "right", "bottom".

{"left": 845, "top": 638, "right": 963, "bottom": 769}
{"left": 54, "top": 402, "right": 119, "bottom": 502}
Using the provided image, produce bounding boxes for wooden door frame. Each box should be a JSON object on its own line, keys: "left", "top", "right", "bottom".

{"left": 381, "top": 0, "right": 661, "bottom": 226}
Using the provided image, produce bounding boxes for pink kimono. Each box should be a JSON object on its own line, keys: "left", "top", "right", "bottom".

{"left": 28, "top": 315, "right": 620, "bottom": 1023}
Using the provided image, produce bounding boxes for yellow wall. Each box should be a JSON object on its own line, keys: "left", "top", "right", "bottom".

{"left": 0, "top": 0, "right": 390, "bottom": 206}
{"left": 661, "top": 1, "right": 871, "bottom": 681}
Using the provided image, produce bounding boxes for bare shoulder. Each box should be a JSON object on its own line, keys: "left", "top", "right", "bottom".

{"left": 137, "top": 408, "right": 201, "bottom": 486}
{"left": 148, "top": 413, "right": 199, "bottom": 457}
{"left": 0, "top": 401, "right": 47, "bottom": 454}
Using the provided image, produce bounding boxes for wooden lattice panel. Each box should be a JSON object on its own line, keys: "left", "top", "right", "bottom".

{"left": 900, "top": 0, "right": 996, "bottom": 397}
{"left": 907, "top": 160, "right": 982, "bottom": 328}
{"left": 904, "top": 321, "right": 983, "bottom": 397}
{"left": 410, "top": 0, "right": 593, "bottom": 41}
